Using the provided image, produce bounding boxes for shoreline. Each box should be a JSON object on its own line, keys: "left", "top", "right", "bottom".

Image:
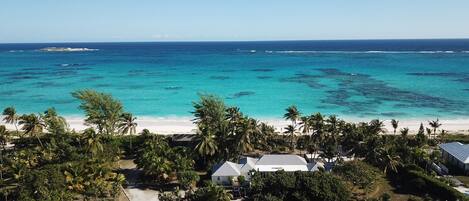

{"left": 3, "top": 115, "right": 469, "bottom": 135}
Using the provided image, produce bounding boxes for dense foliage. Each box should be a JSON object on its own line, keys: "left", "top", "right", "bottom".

{"left": 333, "top": 160, "right": 379, "bottom": 191}
{"left": 0, "top": 90, "right": 464, "bottom": 201}
{"left": 396, "top": 165, "right": 469, "bottom": 201}
{"left": 135, "top": 134, "right": 199, "bottom": 188}
{"left": 192, "top": 95, "right": 276, "bottom": 168}
{"left": 247, "top": 171, "right": 350, "bottom": 201}
{"left": 0, "top": 90, "right": 127, "bottom": 200}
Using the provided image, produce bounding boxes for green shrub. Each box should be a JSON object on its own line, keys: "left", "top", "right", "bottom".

{"left": 400, "top": 165, "right": 468, "bottom": 201}
{"left": 248, "top": 171, "right": 350, "bottom": 201}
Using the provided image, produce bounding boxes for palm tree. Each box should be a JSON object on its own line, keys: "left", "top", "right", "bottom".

{"left": 310, "top": 113, "right": 324, "bottom": 145}
{"left": 18, "top": 114, "right": 45, "bottom": 147}
{"left": 311, "top": 113, "right": 324, "bottom": 132}
{"left": 258, "top": 122, "right": 275, "bottom": 149}
{"left": 428, "top": 119, "right": 442, "bottom": 139}
{"left": 237, "top": 118, "right": 258, "bottom": 153}
{"left": 369, "top": 119, "right": 386, "bottom": 135}
{"left": 0, "top": 124, "right": 7, "bottom": 179}
{"left": 192, "top": 94, "right": 226, "bottom": 135}
{"left": 321, "top": 136, "right": 338, "bottom": 162}
{"left": 284, "top": 125, "right": 296, "bottom": 150}
{"left": 299, "top": 116, "right": 312, "bottom": 135}
{"left": 42, "top": 108, "right": 68, "bottom": 134}
{"left": 194, "top": 182, "right": 233, "bottom": 201}
{"left": 2, "top": 107, "right": 19, "bottom": 134}
{"left": 391, "top": 119, "right": 399, "bottom": 135}
{"left": 426, "top": 128, "right": 432, "bottom": 139}
{"left": 305, "top": 135, "right": 319, "bottom": 159}
{"left": 118, "top": 113, "right": 138, "bottom": 150}
{"left": 400, "top": 127, "right": 409, "bottom": 138}
{"left": 377, "top": 147, "right": 401, "bottom": 174}
{"left": 83, "top": 128, "right": 103, "bottom": 157}
{"left": 0, "top": 125, "right": 8, "bottom": 147}
{"left": 284, "top": 105, "right": 300, "bottom": 127}
{"left": 326, "top": 115, "right": 339, "bottom": 133}
{"left": 195, "top": 129, "right": 218, "bottom": 160}
{"left": 226, "top": 107, "right": 243, "bottom": 135}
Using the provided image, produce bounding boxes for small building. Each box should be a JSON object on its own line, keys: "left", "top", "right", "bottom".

{"left": 211, "top": 154, "right": 322, "bottom": 186}
{"left": 439, "top": 142, "right": 469, "bottom": 173}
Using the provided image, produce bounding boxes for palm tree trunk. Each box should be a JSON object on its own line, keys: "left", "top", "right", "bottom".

{"left": 14, "top": 123, "right": 19, "bottom": 136}
{"left": 35, "top": 135, "right": 44, "bottom": 148}
{"left": 129, "top": 134, "right": 133, "bottom": 153}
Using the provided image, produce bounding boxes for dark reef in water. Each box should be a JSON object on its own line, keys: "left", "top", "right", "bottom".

{"left": 252, "top": 68, "right": 274, "bottom": 72}
{"left": 257, "top": 76, "right": 272, "bottom": 79}
{"left": 283, "top": 68, "right": 469, "bottom": 115}
{"left": 210, "top": 76, "right": 230, "bottom": 80}
{"left": 81, "top": 76, "right": 104, "bottom": 82}
{"left": 380, "top": 112, "right": 407, "bottom": 117}
{"left": 228, "top": 91, "right": 255, "bottom": 99}
{"left": 280, "top": 73, "right": 325, "bottom": 89}
{"left": 164, "top": 86, "right": 183, "bottom": 90}
{"left": 408, "top": 72, "right": 469, "bottom": 83}
{"left": 52, "top": 99, "right": 76, "bottom": 104}
{"left": 34, "top": 81, "right": 66, "bottom": 88}
{"left": 94, "top": 84, "right": 112, "bottom": 88}
{"left": 2, "top": 89, "right": 27, "bottom": 96}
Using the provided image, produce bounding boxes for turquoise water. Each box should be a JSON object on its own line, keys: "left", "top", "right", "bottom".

{"left": 1, "top": 40, "right": 469, "bottom": 119}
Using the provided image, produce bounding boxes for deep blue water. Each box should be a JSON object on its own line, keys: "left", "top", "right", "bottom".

{"left": 1, "top": 39, "right": 469, "bottom": 119}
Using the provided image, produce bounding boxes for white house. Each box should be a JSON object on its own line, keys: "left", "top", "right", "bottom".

{"left": 439, "top": 142, "right": 469, "bottom": 173}
{"left": 211, "top": 154, "right": 322, "bottom": 186}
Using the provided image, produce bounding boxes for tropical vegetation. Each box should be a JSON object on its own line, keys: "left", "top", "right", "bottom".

{"left": 0, "top": 91, "right": 465, "bottom": 201}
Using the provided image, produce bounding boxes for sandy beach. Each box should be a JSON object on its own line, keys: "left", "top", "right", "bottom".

{"left": 3, "top": 116, "right": 469, "bottom": 135}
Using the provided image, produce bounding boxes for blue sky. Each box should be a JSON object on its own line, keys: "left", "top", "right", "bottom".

{"left": 1, "top": 0, "right": 468, "bottom": 43}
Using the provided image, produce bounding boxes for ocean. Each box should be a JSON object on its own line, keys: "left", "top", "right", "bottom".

{"left": 1, "top": 39, "right": 469, "bottom": 120}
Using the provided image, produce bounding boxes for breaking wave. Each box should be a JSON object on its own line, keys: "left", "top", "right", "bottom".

{"left": 242, "top": 50, "right": 469, "bottom": 54}
{"left": 38, "top": 47, "right": 99, "bottom": 52}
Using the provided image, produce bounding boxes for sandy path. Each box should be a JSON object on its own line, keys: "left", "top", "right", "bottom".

{"left": 119, "top": 159, "right": 159, "bottom": 201}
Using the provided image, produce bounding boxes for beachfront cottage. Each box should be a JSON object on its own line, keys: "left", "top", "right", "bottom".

{"left": 439, "top": 142, "right": 469, "bottom": 173}
{"left": 211, "top": 154, "right": 322, "bottom": 186}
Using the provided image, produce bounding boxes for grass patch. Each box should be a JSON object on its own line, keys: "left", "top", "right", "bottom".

{"left": 456, "top": 176, "right": 469, "bottom": 186}
{"left": 441, "top": 134, "right": 469, "bottom": 144}
{"left": 368, "top": 175, "right": 423, "bottom": 201}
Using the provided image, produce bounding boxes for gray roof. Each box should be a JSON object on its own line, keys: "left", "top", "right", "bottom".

{"left": 212, "top": 161, "right": 241, "bottom": 176}
{"left": 440, "top": 142, "right": 469, "bottom": 163}
{"left": 307, "top": 162, "right": 322, "bottom": 171}
{"left": 240, "top": 157, "right": 258, "bottom": 173}
{"left": 171, "top": 134, "right": 197, "bottom": 142}
{"left": 256, "top": 154, "right": 307, "bottom": 166}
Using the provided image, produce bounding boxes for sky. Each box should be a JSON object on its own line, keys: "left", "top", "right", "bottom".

{"left": 1, "top": 0, "right": 469, "bottom": 43}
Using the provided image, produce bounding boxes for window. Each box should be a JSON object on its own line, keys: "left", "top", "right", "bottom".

{"left": 217, "top": 177, "right": 220, "bottom": 181}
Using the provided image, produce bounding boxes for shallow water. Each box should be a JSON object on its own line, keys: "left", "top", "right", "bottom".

{"left": 1, "top": 40, "right": 469, "bottom": 119}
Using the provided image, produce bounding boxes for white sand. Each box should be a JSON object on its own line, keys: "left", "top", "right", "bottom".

{"left": 2, "top": 116, "right": 469, "bottom": 135}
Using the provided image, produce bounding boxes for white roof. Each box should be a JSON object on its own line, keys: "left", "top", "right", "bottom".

{"left": 212, "top": 154, "right": 316, "bottom": 176}
{"left": 440, "top": 142, "right": 469, "bottom": 163}
{"left": 256, "top": 154, "right": 307, "bottom": 165}
{"left": 212, "top": 161, "right": 241, "bottom": 176}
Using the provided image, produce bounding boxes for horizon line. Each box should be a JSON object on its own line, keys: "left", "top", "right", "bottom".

{"left": 1, "top": 37, "right": 469, "bottom": 45}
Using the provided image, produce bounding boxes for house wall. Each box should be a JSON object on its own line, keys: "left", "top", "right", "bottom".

{"left": 211, "top": 176, "right": 235, "bottom": 186}
{"left": 441, "top": 149, "right": 469, "bottom": 174}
